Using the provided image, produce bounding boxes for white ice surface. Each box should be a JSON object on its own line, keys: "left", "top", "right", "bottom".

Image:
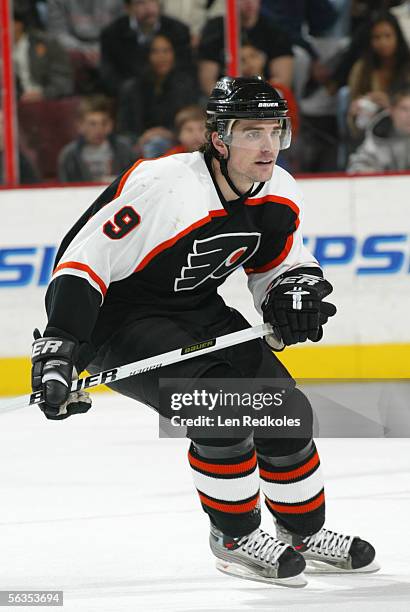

{"left": 0, "top": 393, "right": 409, "bottom": 612}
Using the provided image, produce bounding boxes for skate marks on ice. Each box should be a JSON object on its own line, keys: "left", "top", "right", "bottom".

{"left": 0, "top": 395, "right": 409, "bottom": 611}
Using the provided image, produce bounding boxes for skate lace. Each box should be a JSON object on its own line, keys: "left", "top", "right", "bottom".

{"left": 303, "top": 528, "right": 353, "bottom": 559}
{"left": 237, "top": 529, "right": 288, "bottom": 565}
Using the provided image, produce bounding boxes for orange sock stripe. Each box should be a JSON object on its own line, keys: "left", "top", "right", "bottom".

{"left": 265, "top": 491, "right": 325, "bottom": 514}
{"left": 198, "top": 492, "right": 260, "bottom": 514}
{"left": 259, "top": 452, "right": 319, "bottom": 482}
{"left": 188, "top": 451, "right": 257, "bottom": 475}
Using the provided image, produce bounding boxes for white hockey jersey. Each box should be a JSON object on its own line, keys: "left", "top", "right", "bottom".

{"left": 45, "top": 151, "right": 320, "bottom": 354}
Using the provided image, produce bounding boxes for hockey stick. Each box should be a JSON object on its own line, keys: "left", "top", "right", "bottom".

{"left": 0, "top": 322, "right": 280, "bottom": 414}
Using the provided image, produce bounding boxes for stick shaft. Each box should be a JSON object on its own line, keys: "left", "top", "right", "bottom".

{"left": 0, "top": 323, "right": 274, "bottom": 413}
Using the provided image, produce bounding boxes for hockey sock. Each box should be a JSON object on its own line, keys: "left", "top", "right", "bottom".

{"left": 257, "top": 440, "right": 325, "bottom": 536}
{"left": 188, "top": 435, "right": 261, "bottom": 538}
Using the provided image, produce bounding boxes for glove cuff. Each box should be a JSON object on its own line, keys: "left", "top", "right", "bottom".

{"left": 32, "top": 337, "right": 76, "bottom": 363}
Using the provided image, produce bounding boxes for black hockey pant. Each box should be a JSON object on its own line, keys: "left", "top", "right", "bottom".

{"left": 88, "top": 308, "right": 325, "bottom": 538}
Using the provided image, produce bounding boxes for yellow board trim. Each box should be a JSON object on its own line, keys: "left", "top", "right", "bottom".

{"left": 1, "top": 343, "right": 409, "bottom": 397}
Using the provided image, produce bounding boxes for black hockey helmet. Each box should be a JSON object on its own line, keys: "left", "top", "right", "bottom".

{"left": 204, "top": 76, "right": 291, "bottom": 197}
{"left": 206, "top": 75, "right": 291, "bottom": 149}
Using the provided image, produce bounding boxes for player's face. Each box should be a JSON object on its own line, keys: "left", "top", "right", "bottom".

{"left": 179, "top": 119, "right": 206, "bottom": 152}
{"left": 79, "top": 112, "right": 113, "bottom": 146}
{"left": 228, "top": 120, "right": 282, "bottom": 183}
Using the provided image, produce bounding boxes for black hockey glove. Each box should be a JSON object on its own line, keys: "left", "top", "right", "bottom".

{"left": 31, "top": 329, "right": 92, "bottom": 420}
{"left": 262, "top": 272, "right": 337, "bottom": 347}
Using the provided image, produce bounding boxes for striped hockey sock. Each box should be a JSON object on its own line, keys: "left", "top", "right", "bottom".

{"left": 188, "top": 439, "right": 261, "bottom": 538}
{"left": 258, "top": 441, "right": 325, "bottom": 536}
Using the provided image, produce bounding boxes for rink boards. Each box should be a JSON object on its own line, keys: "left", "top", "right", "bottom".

{"left": 1, "top": 172, "right": 409, "bottom": 395}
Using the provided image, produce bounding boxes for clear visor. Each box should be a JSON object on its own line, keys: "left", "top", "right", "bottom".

{"left": 220, "top": 117, "right": 292, "bottom": 151}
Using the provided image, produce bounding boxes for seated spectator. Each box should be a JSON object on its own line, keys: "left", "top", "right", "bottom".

{"left": 161, "top": 0, "right": 224, "bottom": 47}
{"left": 100, "top": 0, "right": 192, "bottom": 95}
{"left": 348, "top": 84, "right": 410, "bottom": 172}
{"left": 47, "top": 0, "right": 124, "bottom": 93}
{"left": 13, "top": 9, "right": 73, "bottom": 100}
{"left": 264, "top": 0, "right": 340, "bottom": 101}
{"left": 347, "top": 12, "right": 410, "bottom": 137}
{"left": 240, "top": 43, "right": 300, "bottom": 136}
{"left": 117, "top": 34, "right": 200, "bottom": 145}
{"left": 241, "top": 42, "right": 268, "bottom": 77}
{"left": 198, "top": 0, "right": 294, "bottom": 96}
{"left": 265, "top": 0, "right": 338, "bottom": 59}
{"left": 0, "top": 110, "right": 39, "bottom": 185}
{"left": 58, "top": 96, "right": 136, "bottom": 183}
{"left": 166, "top": 105, "right": 207, "bottom": 154}
{"left": 331, "top": 2, "right": 402, "bottom": 92}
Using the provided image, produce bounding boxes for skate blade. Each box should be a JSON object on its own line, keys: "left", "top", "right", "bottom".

{"left": 304, "top": 559, "right": 381, "bottom": 575}
{"left": 215, "top": 559, "right": 307, "bottom": 588}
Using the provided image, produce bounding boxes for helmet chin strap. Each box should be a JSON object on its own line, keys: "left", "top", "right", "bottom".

{"left": 219, "top": 151, "right": 265, "bottom": 199}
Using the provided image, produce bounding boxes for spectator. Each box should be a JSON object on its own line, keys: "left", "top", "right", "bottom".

{"left": 100, "top": 0, "right": 192, "bottom": 95}
{"left": 331, "top": 1, "right": 403, "bottom": 90}
{"left": 0, "top": 111, "right": 39, "bottom": 185}
{"left": 13, "top": 9, "right": 73, "bottom": 100}
{"left": 265, "top": 0, "right": 338, "bottom": 59}
{"left": 240, "top": 42, "right": 300, "bottom": 135}
{"left": 240, "top": 42, "right": 268, "bottom": 77}
{"left": 198, "top": 0, "right": 294, "bottom": 96}
{"left": 47, "top": 0, "right": 124, "bottom": 93}
{"left": 58, "top": 96, "right": 135, "bottom": 183}
{"left": 348, "top": 84, "right": 410, "bottom": 172}
{"left": 166, "top": 105, "right": 207, "bottom": 154}
{"left": 161, "top": 0, "right": 224, "bottom": 47}
{"left": 117, "top": 34, "right": 200, "bottom": 146}
{"left": 264, "top": 0, "right": 340, "bottom": 100}
{"left": 48, "top": 1, "right": 123, "bottom": 61}
{"left": 348, "top": 12, "right": 410, "bottom": 136}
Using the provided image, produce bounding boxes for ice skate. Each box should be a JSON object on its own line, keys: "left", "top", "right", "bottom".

{"left": 209, "top": 523, "right": 307, "bottom": 587}
{"left": 276, "top": 522, "right": 380, "bottom": 574}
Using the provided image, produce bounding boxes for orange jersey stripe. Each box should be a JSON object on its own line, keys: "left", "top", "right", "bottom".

{"left": 199, "top": 492, "right": 259, "bottom": 514}
{"left": 188, "top": 451, "right": 257, "bottom": 475}
{"left": 244, "top": 194, "right": 300, "bottom": 217}
{"left": 259, "top": 452, "right": 319, "bottom": 482}
{"left": 266, "top": 491, "right": 325, "bottom": 515}
{"left": 53, "top": 261, "right": 108, "bottom": 296}
{"left": 135, "top": 208, "right": 228, "bottom": 273}
{"left": 114, "top": 158, "right": 145, "bottom": 199}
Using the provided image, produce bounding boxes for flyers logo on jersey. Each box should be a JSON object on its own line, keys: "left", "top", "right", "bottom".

{"left": 175, "top": 233, "right": 261, "bottom": 291}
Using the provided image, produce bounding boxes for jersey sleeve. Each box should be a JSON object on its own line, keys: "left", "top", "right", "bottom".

{"left": 245, "top": 182, "right": 320, "bottom": 314}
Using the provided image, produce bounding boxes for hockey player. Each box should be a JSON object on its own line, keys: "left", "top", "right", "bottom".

{"left": 31, "top": 76, "right": 379, "bottom": 587}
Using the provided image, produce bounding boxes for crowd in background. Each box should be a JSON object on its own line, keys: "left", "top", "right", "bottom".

{"left": 3, "top": 0, "right": 410, "bottom": 185}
